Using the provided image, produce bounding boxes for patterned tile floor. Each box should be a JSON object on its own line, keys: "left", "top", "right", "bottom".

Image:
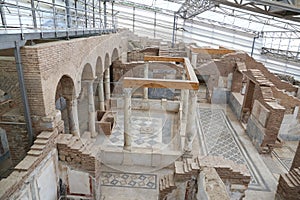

{"left": 104, "top": 110, "right": 174, "bottom": 149}
{"left": 101, "top": 172, "right": 157, "bottom": 189}
{"left": 197, "top": 108, "right": 268, "bottom": 190}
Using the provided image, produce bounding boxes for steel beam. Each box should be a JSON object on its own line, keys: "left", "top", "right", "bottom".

{"left": 65, "top": 0, "right": 71, "bottom": 28}
{"left": 14, "top": 41, "right": 34, "bottom": 146}
{"left": 0, "top": 0, "right": 7, "bottom": 27}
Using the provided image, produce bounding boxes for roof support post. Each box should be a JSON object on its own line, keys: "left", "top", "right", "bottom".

{"left": 0, "top": 1, "right": 7, "bottom": 28}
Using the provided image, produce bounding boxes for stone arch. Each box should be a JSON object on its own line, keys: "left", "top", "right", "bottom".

{"left": 96, "top": 57, "right": 104, "bottom": 77}
{"left": 111, "top": 48, "right": 119, "bottom": 62}
{"left": 81, "top": 63, "right": 94, "bottom": 81}
{"left": 104, "top": 53, "right": 110, "bottom": 71}
{"left": 55, "top": 75, "right": 78, "bottom": 136}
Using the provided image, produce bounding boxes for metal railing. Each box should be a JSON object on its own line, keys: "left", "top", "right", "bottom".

{"left": 0, "top": 0, "right": 117, "bottom": 35}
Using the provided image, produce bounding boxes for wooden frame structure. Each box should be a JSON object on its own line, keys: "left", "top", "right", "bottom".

{"left": 123, "top": 56, "right": 199, "bottom": 90}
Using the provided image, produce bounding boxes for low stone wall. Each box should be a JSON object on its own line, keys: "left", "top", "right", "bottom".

{"left": 0, "top": 129, "right": 58, "bottom": 199}
{"left": 276, "top": 167, "right": 300, "bottom": 200}
{"left": 228, "top": 92, "right": 243, "bottom": 120}
{"left": 56, "top": 134, "right": 97, "bottom": 175}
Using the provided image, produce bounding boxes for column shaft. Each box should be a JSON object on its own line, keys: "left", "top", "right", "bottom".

{"left": 124, "top": 89, "right": 131, "bottom": 150}
{"left": 184, "top": 90, "right": 197, "bottom": 154}
{"left": 87, "top": 81, "right": 96, "bottom": 137}
{"left": 104, "top": 69, "right": 110, "bottom": 101}
{"left": 67, "top": 98, "right": 80, "bottom": 137}
{"left": 182, "top": 72, "right": 188, "bottom": 123}
{"left": 98, "top": 75, "right": 105, "bottom": 111}
{"left": 143, "top": 63, "right": 149, "bottom": 99}
{"left": 191, "top": 52, "right": 198, "bottom": 68}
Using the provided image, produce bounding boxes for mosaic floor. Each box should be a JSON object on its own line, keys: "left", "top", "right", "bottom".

{"left": 104, "top": 110, "right": 174, "bottom": 149}
{"left": 197, "top": 108, "right": 268, "bottom": 191}
{"left": 101, "top": 172, "right": 157, "bottom": 189}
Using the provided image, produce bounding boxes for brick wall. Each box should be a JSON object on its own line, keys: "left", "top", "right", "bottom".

{"left": 0, "top": 123, "right": 28, "bottom": 166}
{"left": 0, "top": 57, "right": 21, "bottom": 110}
{"left": 20, "top": 32, "right": 127, "bottom": 117}
{"left": 231, "top": 69, "right": 243, "bottom": 93}
{"left": 127, "top": 48, "right": 159, "bottom": 62}
{"left": 272, "top": 88, "right": 300, "bottom": 118}
{"left": 291, "top": 141, "right": 300, "bottom": 169}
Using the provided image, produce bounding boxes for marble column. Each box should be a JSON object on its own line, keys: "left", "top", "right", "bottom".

{"left": 182, "top": 72, "right": 189, "bottom": 123}
{"left": 87, "top": 80, "right": 97, "bottom": 137}
{"left": 98, "top": 75, "right": 105, "bottom": 111}
{"left": 143, "top": 63, "right": 149, "bottom": 99}
{"left": 123, "top": 88, "right": 132, "bottom": 151}
{"left": 104, "top": 68, "right": 111, "bottom": 101}
{"left": 184, "top": 90, "right": 197, "bottom": 155}
{"left": 67, "top": 98, "right": 80, "bottom": 137}
{"left": 191, "top": 52, "right": 198, "bottom": 68}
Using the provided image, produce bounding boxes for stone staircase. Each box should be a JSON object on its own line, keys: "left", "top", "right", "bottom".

{"left": 175, "top": 156, "right": 251, "bottom": 186}
{"left": 159, "top": 174, "right": 176, "bottom": 200}
{"left": 26, "top": 130, "right": 58, "bottom": 157}
{"left": 159, "top": 155, "right": 251, "bottom": 199}
{"left": 56, "top": 134, "right": 98, "bottom": 175}
{"left": 276, "top": 167, "right": 300, "bottom": 200}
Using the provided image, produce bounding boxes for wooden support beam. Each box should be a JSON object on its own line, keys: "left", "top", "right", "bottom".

{"left": 123, "top": 77, "right": 199, "bottom": 90}
{"left": 190, "top": 48, "right": 236, "bottom": 55}
{"left": 124, "top": 56, "right": 199, "bottom": 90}
{"left": 183, "top": 58, "right": 198, "bottom": 82}
{"left": 144, "top": 56, "right": 184, "bottom": 63}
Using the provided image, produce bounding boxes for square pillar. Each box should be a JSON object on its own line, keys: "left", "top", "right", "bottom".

{"left": 184, "top": 90, "right": 197, "bottom": 156}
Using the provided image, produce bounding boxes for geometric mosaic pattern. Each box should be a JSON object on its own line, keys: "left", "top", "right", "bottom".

{"left": 101, "top": 172, "right": 157, "bottom": 189}
{"left": 107, "top": 115, "right": 162, "bottom": 148}
{"left": 105, "top": 110, "right": 174, "bottom": 149}
{"left": 197, "top": 108, "right": 259, "bottom": 186}
{"left": 198, "top": 108, "right": 246, "bottom": 165}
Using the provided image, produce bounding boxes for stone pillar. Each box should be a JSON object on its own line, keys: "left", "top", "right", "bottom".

{"left": 124, "top": 88, "right": 132, "bottom": 151}
{"left": 87, "top": 81, "right": 97, "bottom": 137}
{"left": 143, "top": 63, "right": 149, "bottom": 99}
{"left": 104, "top": 68, "right": 111, "bottom": 101}
{"left": 191, "top": 52, "right": 198, "bottom": 68}
{"left": 98, "top": 75, "right": 105, "bottom": 111}
{"left": 184, "top": 90, "right": 197, "bottom": 156}
{"left": 182, "top": 72, "right": 189, "bottom": 123}
{"left": 67, "top": 98, "right": 80, "bottom": 137}
{"left": 296, "top": 86, "right": 300, "bottom": 99}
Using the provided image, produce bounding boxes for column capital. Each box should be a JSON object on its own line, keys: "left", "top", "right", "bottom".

{"left": 123, "top": 88, "right": 132, "bottom": 96}
{"left": 82, "top": 79, "right": 95, "bottom": 84}
{"left": 189, "top": 90, "right": 197, "bottom": 97}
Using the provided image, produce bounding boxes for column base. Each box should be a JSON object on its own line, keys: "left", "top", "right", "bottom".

{"left": 91, "top": 131, "right": 98, "bottom": 138}
{"left": 70, "top": 131, "right": 80, "bottom": 137}
{"left": 122, "top": 151, "right": 133, "bottom": 166}
{"left": 123, "top": 145, "right": 131, "bottom": 152}
{"left": 182, "top": 149, "right": 193, "bottom": 159}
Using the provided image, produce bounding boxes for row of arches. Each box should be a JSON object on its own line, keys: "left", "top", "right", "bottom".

{"left": 54, "top": 48, "right": 119, "bottom": 137}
